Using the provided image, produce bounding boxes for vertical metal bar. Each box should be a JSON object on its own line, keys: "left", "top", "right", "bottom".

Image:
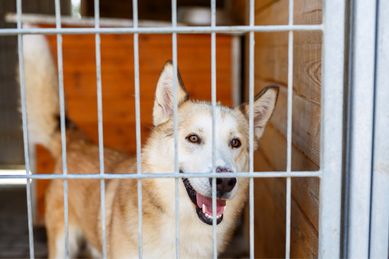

{"left": 93, "top": 1, "right": 107, "bottom": 258}
{"left": 54, "top": 0, "right": 69, "bottom": 257}
{"left": 318, "top": 0, "right": 346, "bottom": 257}
{"left": 285, "top": 0, "right": 294, "bottom": 258}
{"left": 210, "top": 0, "right": 217, "bottom": 258}
{"left": 248, "top": 0, "right": 255, "bottom": 258}
{"left": 132, "top": 0, "right": 143, "bottom": 257}
{"left": 171, "top": 0, "right": 180, "bottom": 257}
{"left": 346, "top": 0, "right": 377, "bottom": 257}
{"left": 369, "top": 0, "right": 389, "bottom": 257}
{"left": 16, "top": 1, "right": 35, "bottom": 257}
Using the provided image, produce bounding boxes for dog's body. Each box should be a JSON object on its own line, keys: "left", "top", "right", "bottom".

{"left": 24, "top": 34, "right": 278, "bottom": 258}
{"left": 45, "top": 129, "right": 247, "bottom": 258}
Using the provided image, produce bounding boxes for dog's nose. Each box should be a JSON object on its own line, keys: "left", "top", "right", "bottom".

{"left": 209, "top": 167, "right": 236, "bottom": 196}
{"left": 215, "top": 167, "right": 232, "bottom": 173}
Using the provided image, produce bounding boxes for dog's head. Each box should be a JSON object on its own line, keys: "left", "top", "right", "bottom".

{"left": 148, "top": 62, "right": 278, "bottom": 225}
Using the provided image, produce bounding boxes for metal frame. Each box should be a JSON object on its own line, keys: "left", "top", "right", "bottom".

{"left": 369, "top": 1, "right": 389, "bottom": 258}
{"left": 318, "top": 0, "right": 346, "bottom": 258}
{"left": 5, "top": 0, "right": 378, "bottom": 258}
{"left": 15, "top": 0, "right": 35, "bottom": 256}
{"left": 346, "top": 0, "right": 377, "bottom": 258}
{"left": 53, "top": 0, "right": 70, "bottom": 256}
{"left": 0, "top": 25, "right": 322, "bottom": 35}
{"left": 344, "top": 0, "right": 389, "bottom": 258}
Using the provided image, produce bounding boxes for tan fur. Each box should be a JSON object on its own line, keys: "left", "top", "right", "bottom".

{"left": 23, "top": 30, "right": 60, "bottom": 157}
{"left": 45, "top": 109, "right": 250, "bottom": 258}
{"left": 22, "top": 48, "right": 278, "bottom": 258}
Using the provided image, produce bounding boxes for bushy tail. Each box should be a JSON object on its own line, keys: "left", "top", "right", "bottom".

{"left": 23, "top": 27, "right": 60, "bottom": 156}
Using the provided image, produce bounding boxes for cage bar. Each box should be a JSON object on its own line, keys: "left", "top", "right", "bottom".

{"left": 318, "top": 0, "right": 346, "bottom": 258}
{"left": 248, "top": 0, "right": 255, "bottom": 258}
{"left": 369, "top": 0, "right": 389, "bottom": 257}
{"left": 0, "top": 171, "right": 321, "bottom": 179}
{"left": 210, "top": 0, "right": 217, "bottom": 258}
{"left": 92, "top": 1, "right": 107, "bottom": 258}
{"left": 131, "top": 0, "right": 143, "bottom": 257}
{"left": 346, "top": 0, "right": 377, "bottom": 257}
{"left": 53, "top": 0, "right": 70, "bottom": 257}
{"left": 16, "top": 0, "right": 35, "bottom": 257}
{"left": 170, "top": 0, "right": 181, "bottom": 257}
{"left": 0, "top": 24, "right": 323, "bottom": 36}
{"left": 285, "top": 0, "right": 294, "bottom": 258}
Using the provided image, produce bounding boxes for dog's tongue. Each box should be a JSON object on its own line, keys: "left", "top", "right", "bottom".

{"left": 196, "top": 193, "right": 226, "bottom": 217}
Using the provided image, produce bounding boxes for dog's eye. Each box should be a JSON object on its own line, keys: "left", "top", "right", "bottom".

{"left": 230, "top": 138, "right": 241, "bottom": 148}
{"left": 186, "top": 134, "right": 201, "bottom": 144}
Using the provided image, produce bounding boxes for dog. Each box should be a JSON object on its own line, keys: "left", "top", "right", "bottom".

{"left": 24, "top": 34, "right": 278, "bottom": 258}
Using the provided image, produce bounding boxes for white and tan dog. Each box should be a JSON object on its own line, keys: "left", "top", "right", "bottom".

{"left": 24, "top": 34, "right": 278, "bottom": 258}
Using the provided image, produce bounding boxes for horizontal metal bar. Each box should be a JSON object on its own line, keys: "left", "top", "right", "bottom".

{"left": 0, "top": 171, "right": 321, "bottom": 179}
{"left": 0, "top": 24, "right": 323, "bottom": 36}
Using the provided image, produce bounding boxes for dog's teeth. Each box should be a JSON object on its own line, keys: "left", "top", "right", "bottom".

{"left": 202, "top": 204, "right": 206, "bottom": 214}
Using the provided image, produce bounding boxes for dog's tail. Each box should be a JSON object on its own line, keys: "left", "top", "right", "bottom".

{"left": 23, "top": 29, "right": 61, "bottom": 156}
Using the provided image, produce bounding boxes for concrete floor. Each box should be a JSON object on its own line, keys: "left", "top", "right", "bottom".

{"left": 0, "top": 186, "right": 47, "bottom": 258}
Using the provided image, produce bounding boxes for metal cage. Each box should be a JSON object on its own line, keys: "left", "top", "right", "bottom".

{"left": 0, "top": 0, "right": 388, "bottom": 258}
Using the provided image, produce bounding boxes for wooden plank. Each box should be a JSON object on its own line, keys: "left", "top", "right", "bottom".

{"left": 290, "top": 188, "right": 319, "bottom": 258}
{"left": 250, "top": 0, "right": 322, "bottom": 257}
{"left": 261, "top": 84, "right": 321, "bottom": 167}
{"left": 253, "top": 124, "right": 319, "bottom": 258}
{"left": 294, "top": 0, "right": 322, "bottom": 25}
{"left": 291, "top": 178, "right": 319, "bottom": 236}
{"left": 255, "top": 0, "right": 288, "bottom": 25}
{"left": 254, "top": 150, "right": 286, "bottom": 258}
{"left": 253, "top": 34, "right": 322, "bottom": 166}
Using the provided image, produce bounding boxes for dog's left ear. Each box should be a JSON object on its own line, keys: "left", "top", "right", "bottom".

{"left": 238, "top": 85, "right": 279, "bottom": 143}
{"left": 153, "top": 61, "right": 189, "bottom": 126}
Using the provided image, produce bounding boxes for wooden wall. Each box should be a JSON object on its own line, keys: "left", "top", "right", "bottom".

{"left": 84, "top": 0, "right": 225, "bottom": 21}
{"left": 249, "top": 0, "right": 322, "bottom": 258}
{"left": 43, "top": 33, "right": 235, "bottom": 154}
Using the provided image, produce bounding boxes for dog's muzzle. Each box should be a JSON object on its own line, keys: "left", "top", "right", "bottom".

{"left": 209, "top": 166, "right": 236, "bottom": 198}
{"left": 180, "top": 167, "right": 236, "bottom": 226}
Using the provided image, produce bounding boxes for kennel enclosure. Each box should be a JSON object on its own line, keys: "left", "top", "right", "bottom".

{"left": 0, "top": 0, "right": 388, "bottom": 258}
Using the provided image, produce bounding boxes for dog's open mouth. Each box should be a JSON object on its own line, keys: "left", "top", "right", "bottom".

{"left": 181, "top": 175, "right": 225, "bottom": 225}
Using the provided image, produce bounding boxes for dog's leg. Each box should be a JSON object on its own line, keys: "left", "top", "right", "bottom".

{"left": 48, "top": 225, "right": 80, "bottom": 259}
{"left": 46, "top": 180, "right": 80, "bottom": 259}
{"left": 86, "top": 243, "right": 101, "bottom": 259}
{"left": 46, "top": 180, "right": 64, "bottom": 259}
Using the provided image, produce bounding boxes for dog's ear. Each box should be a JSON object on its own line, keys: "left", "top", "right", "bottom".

{"left": 238, "top": 85, "right": 279, "bottom": 143}
{"left": 153, "top": 61, "right": 189, "bottom": 126}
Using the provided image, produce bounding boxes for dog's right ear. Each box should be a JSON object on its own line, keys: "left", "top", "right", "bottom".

{"left": 153, "top": 61, "right": 189, "bottom": 126}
